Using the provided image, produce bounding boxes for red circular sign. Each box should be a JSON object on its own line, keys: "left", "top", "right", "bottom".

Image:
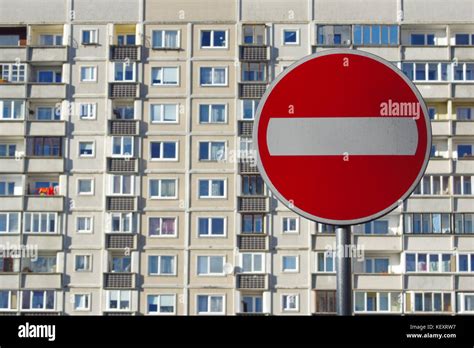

{"left": 254, "top": 49, "right": 431, "bottom": 225}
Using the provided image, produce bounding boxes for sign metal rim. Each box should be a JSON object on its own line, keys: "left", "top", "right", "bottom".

{"left": 253, "top": 48, "right": 432, "bottom": 226}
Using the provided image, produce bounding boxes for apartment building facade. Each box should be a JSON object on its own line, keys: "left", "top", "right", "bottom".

{"left": 0, "top": 0, "right": 473, "bottom": 315}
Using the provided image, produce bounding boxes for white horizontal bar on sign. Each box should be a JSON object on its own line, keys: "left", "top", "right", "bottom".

{"left": 266, "top": 117, "right": 419, "bottom": 156}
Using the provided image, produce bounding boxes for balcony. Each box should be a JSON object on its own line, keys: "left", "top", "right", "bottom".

{"left": 454, "top": 197, "right": 474, "bottom": 212}
{"left": 0, "top": 273, "right": 20, "bottom": 289}
{"left": 108, "top": 120, "right": 139, "bottom": 135}
{"left": 26, "top": 157, "right": 64, "bottom": 173}
{"left": 0, "top": 121, "right": 24, "bottom": 136}
{"left": 104, "top": 272, "right": 136, "bottom": 289}
{"left": 453, "top": 121, "right": 474, "bottom": 135}
{"left": 405, "top": 196, "right": 451, "bottom": 212}
{"left": 21, "top": 273, "right": 62, "bottom": 289}
{"left": 236, "top": 274, "right": 268, "bottom": 290}
{"left": 107, "top": 157, "right": 138, "bottom": 173}
{"left": 426, "top": 158, "right": 451, "bottom": 174}
{"left": 105, "top": 234, "right": 137, "bottom": 250}
{"left": 452, "top": 47, "right": 474, "bottom": 60}
{"left": 404, "top": 235, "right": 452, "bottom": 251}
{"left": 26, "top": 121, "right": 66, "bottom": 137}
{"left": 239, "top": 83, "right": 267, "bottom": 99}
{"left": 109, "top": 83, "right": 139, "bottom": 99}
{"left": 312, "top": 235, "right": 336, "bottom": 250}
{"left": 106, "top": 196, "right": 136, "bottom": 211}
{"left": 110, "top": 45, "right": 140, "bottom": 61}
{"left": 402, "top": 46, "right": 449, "bottom": 61}
{"left": 28, "top": 84, "right": 66, "bottom": 99}
{"left": 431, "top": 121, "right": 450, "bottom": 136}
{"left": 29, "top": 46, "right": 67, "bottom": 62}
{"left": 454, "top": 158, "right": 474, "bottom": 174}
{"left": 311, "top": 274, "right": 336, "bottom": 289}
{"left": 354, "top": 274, "right": 402, "bottom": 290}
{"left": 0, "top": 46, "right": 27, "bottom": 61}
{"left": 416, "top": 84, "right": 450, "bottom": 99}
{"left": 23, "top": 234, "right": 63, "bottom": 250}
{"left": 24, "top": 195, "right": 64, "bottom": 211}
{"left": 0, "top": 196, "right": 22, "bottom": 210}
{"left": 355, "top": 46, "right": 400, "bottom": 61}
{"left": 453, "top": 84, "right": 474, "bottom": 99}
{"left": 0, "top": 158, "right": 24, "bottom": 173}
{"left": 353, "top": 235, "right": 402, "bottom": 252}
{"left": 238, "top": 234, "right": 268, "bottom": 250}
{"left": 0, "top": 83, "right": 26, "bottom": 98}
{"left": 404, "top": 274, "right": 454, "bottom": 291}
{"left": 238, "top": 121, "right": 253, "bottom": 137}
{"left": 238, "top": 196, "right": 268, "bottom": 212}
{"left": 456, "top": 275, "right": 474, "bottom": 291}
{"left": 239, "top": 45, "right": 270, "bottom": 61}
{"left": 239, "top": 160, "right": 259, "bottom": 174}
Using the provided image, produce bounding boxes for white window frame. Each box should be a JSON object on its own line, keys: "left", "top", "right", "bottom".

{"left": 150, "top": 103, "right": 179, "bottom": 124}
{"left": 200, "top": 30, "right": 228, "bottom": 49}
{"left": 147, "top": 294, "right": 177, "bottom": 315}
{"left": 282, "top": 29, "right": 300, "bottom": 45}
{"left": 282, "top": 217, "right": 299, "bottom": 234}
{"left": 408, "top": 291, "right": 453, "bottom": 313}
{"left": 196, "top": 294, "right": 225, "bottom": 315}
{"left": 200, "top": 67, "right": 228, "bottom": 86}
{"left": 241, "top": 253, "right": 264, "bottom": 273}
{"left": 109, "top": 174, "right": 134, "bottom": 196}
{"left": 106, "top": 290, "right": 131, "bottom": 311}
{"left": 198, "top": 103, "right": 228, "bottom": 124}
{"left": 241, "top": 99, "right": 259, "bottom": 120}
{"left": 78, "top": 103, "right": 97, "bottom": 120}
{"left": 23, "top": 212, "right": 57, "bottom": 234}
{"left": 197, "top": 255, "right": 225, "bottom": 276}
{"left": 111, "top": 136, "right": 134, "bottom": 158}
{"left": 74, "top": 254, "right": 92, "bottom": 272}
{"left": 198, "top": 141, "right": 226, "bottom": 161}
{"left": 354, "top": 291, "right": 402, "bottom": 313}
{"left": 80, "top": 66, "right": 97, "bottom": 82}
{"left": 108, "top": 212, "right": 134, "bottom": 233}
{"left": 0, "top": 100, "right": 24, "bottom": 120}
{"left": 198, "top": 179, "right": 227, "bottom": 199}
{"left": 77, "top": 178, "right": 94, "bottom": 195}
{"left": 81, "top": 29, "right": 98, "bottom": 45}
{"left": 76, "top": 216, "right": 93, "bottom": 234}
{"left": 150, "top": 141, "right": 178, "bottom": 161}
{"left": 197, "top": 217, "right": 226, "bottom": 237}
{"left": 282, "top": 255, "right": 299, "bottom": 273}
{"left": 39, "top": 34, "right": 63, "bottom": 46}
{"left": 73, "top": 293, "right": 91, "bottom": 311}
{"left": 0, "top": 290, "right": 18, "bottom": 311}
{"left": 457, "top": 253, "right": 474, "bottom": 273}
{"left": 0, "top": 212, "right": 20, "bottom": 234}
{"left": 151, "top": 67, "right": 179, "bottom": 86}
{"left": 316, "top": 251, "right": 336, "bottom": 273}
{"left": 21, "top": 290, "right": 56, "bottom": 311}
{"left": 78, "top": 141, "right": 95, "bottom": 158}
{"left": 0, "top": 63, "right": 26, "bottom": 82}
{"left": 37, "top": 70, "right": 61, "bottom": 83}
{"left": 149, "top": 179, "right": 178, "bottom": 199}
{"left": 282, "top": 294, "right": 299, "bottom": 311}
{"left": 458, "top": 293, "right": 474, "bottom": 313}
{"left": 148, "top": 216, "right": 177, "bottom": 238}
{"left": 152, "top": 30, "right": 180, "bottom": 49}
{"left": 113, "top": 62, "right": 136, "bottom": 82}
{"left": 148, "top": 255, "right": 177, "bottom": 276}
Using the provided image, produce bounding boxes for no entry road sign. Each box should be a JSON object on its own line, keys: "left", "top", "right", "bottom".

{"left": 254, "top": 49, "right": 431, "bottom": 225}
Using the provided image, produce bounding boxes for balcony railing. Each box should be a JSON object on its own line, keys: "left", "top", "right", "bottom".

{"left": 237, "top": 274, "right": 268, "bottom": 289}
{"left": 239, "top": 83, "right": 267, "bottom": 99}
{"left": 239, "top": 45, "right": 270, "bottom": 61}
{"left": 109, "top": 120, "right": 138, "bottom": 135}
{"left": 238, "top": 234, "right": 268, "bottom": 250}
{"left": 238, "top": 121, "right": 253, "bottom": 137}
{"left": 107, "top": 157, "right": 138, "bottom": 172}
{"left": 109, "top": 83, "right": 139, "bottom": 99}
{"left": 238, "top": 196, "right": 268, "bottom": 212}
{"left": 106, "top": 234, "right": 136, "bottom": 249}
{"left": 110, "top": 45, "right": 140, "bottom": 60}
{"left": 239, "top": 160, "right": 259, "bottom": 174}
{"left": 106, "top": 196, "right": 136, "bottom": 211}
{"left": 104, "top": 272, "right": 136, "bottom": 288}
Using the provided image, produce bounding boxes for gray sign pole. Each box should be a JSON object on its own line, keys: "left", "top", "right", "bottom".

{"left": 336, "top": 226, "right": 352, "bottom": 315}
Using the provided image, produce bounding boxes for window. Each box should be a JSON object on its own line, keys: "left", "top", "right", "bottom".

{"left": 363, "top": 220, "right": 389, "bottom": 234}
{"left": 242, "top": 253, "right": 263, "bottom": 273}
{"left": 149, "top": 179, "right": 177, "bottom": 199}
{"left": 74, "top": 294, "right": 90, "bottom": 311}
{"left": 201, "top": 30, "right": 227, "bottom": 48}
{"left": 458, "top": 254, "right": 474, "bottom": 272}
{"left": 402, "top": 62, "right": 449, "bottom": 82}
{"left": 457, "top": 144, "right": 473, "bottom": 158}
{"left": 283, "top": 29, "right": 299, "bottom": 45}
{"left": 80, "top": 66, "right": 97, "bottom": 82}
{"left": 114, "top": 62, "right": 135, "bottom": 82}
{"left": 152, "top": 30, "right": 179, "bottom": 49}
{"left": 79, "top": 103, "right": 96, "bottom": 120}
{"left": 150, "top": 141, "right": 178, "bottom": 160}
{"left": 242, "top": 99, "right": 259, "bottom": 120}
{"left": 454, "top": 213, "right": 474, "bottom": 234}
{"left": 109, "top": 212, "right": 134, "bottom": 233}
{"left": 197, "top": 295, "right": 224, "bottom": 314}
{"left": 0, "top": 64, "right": 26, "bottom": 82}
{"left": 78, "top": 141, "right": 94, "bottom": 157}
{"left": 455, "top": 33, "right": 474, "bottom": 45}
{"left": 113, "top": 105, "right": 134, "bottom": 120}
{"left": 22, "top": 290, "right": 55, "bottom": 310}
{"left": 355, "top": 292, "right": 401, "bottom": 313}
{"left": 242, "top": 214, "right": 263, "bottom": 234}
{"left": 39, "top": 34, "right": 63, "bottom": 46}
{"left": 282, "top": 294, "right": 298, "bottom": 311}
{"left": 317, "top": 252, "right": 335, "bottom": 272}
{"left": 454, "top": 176, "right": 472, "bottom": 195}
{"left": 428, "top": 107, "right": 437, "bottom": 120}
{"left": 149, "top": 217, "right": 177, "bottom": 237}
{"left": 0, "top": 290, "right": 18, "bottom": 310}
{"left": 409, "top": 292, "right": 452, "bottom": 313}
{"left": 456, "top": 107, "right": 473, "bottom": 120}
{"left": 199, "top": 141, "right": 226, "bottom": 161}
{"left": 24, "top": 213, "right": 57, "bottom": 233}
{"left": 318, "top": 25, "right": 351, "bottom": 45}
{"left": 410, "top": 33, "right": 435, "bottom": 45}
{"left": 0, "top": 181, "right": 15, "bottom": 195}
{"left": 198, "top": 179, "right": 225, "bottom": 198}
{"left": 282, "top": 256, "right": 298, "bottom": 272}
{"left": 150, "top": 104, "right": 178, "bottom": 123}
{"left": 454, "top": 63, "right": 474, "bottom": 81}
{"left": 110, "top": 175, "right": 133, "bottom": 195}
{"left": 282, "top": 217, "right": 298, "bottom": 233}
{"left": 151, "top": 67, "right": 178, "bottom": 86}
{"left": 111, "top": 256, "right": 130, "bottom": 272}
{"left": 21, "top": 255, "right": 56, "bottom": 273}
{"left": 414, "top": 175, "right": 450, "bottom": 195}
{"left": 112, "top": 136, "right": 133, "bottom": 157}
{"left": 404, "top": 213, "right": 451, "bottom": 234}
{"left": 458, "top": 293, "right": 474, "bottom": 313}
{"left": 147, "top": 294, "right": 175, "bottom": 314}
{"left": 117, "top": 34, "right": 135, "bottom": 46}
{"left": 149, "top": 255, "right": 176, "bottom": 275}
{"left": 36, "top": 106, "right": 60, "bottom": 121}
{"left": 198, "top": 217, "right": 225, "bottom": 237}
{"left": 241, "top": 296, "right": 263, "bottom": 313}
{"left": 239, "top": 138, "right": 253, "bottom": 159}
{"left": 365, "top": 258, "right": 389, "bottom": 273}
{"left": 76, "top": 216, "right": 93, "bottom": 233}
{"left": 37, "top": 70, "right": 61, "bottom": 83}
{"left": 197, "top": 256, "right": 224, "bottom": 275}
{"left": 353, "top": 25, "right": 398, "bottom": 45}
{"left": 0, "top": 144, "right": 16, "bottom": 157}
{"left": 243, "top": 25, "right": 265, "bottom": 45}
{"left": 82, "top": 29, "right": 98, "bottom": 44}
{"left": 200, "top": 67, "right": 227, "bottom": 86}
{"left": 77, "top": 179, "right": 93, "bottom": 195}
{"left": 0, "top": 100, "right": 24, "bottom": 120}
{"left": 315, "top": 291, "right": 336, "bottom": 313}
{"left": 106, "top": 290, "right": 131, "bottom": 311}
{"left": 242, "top": 175, "right": 264, "bottom": 195}
{"left": 0, "top": 212, "right": 19, "bottom": 233}
{"left": 241, "top": 62, "right": 266, "bottom": 82}
{"left": 199, "top": 104, "right": 226, "bottom": 123}
{"left": 406, "top": 253, "right": 453, "bottom": 272}
{"left": 75, "top": 255, "right": 91, "bottom": 272}
{"left": 0, "top": 256, "right": 19, "bottom": 272}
